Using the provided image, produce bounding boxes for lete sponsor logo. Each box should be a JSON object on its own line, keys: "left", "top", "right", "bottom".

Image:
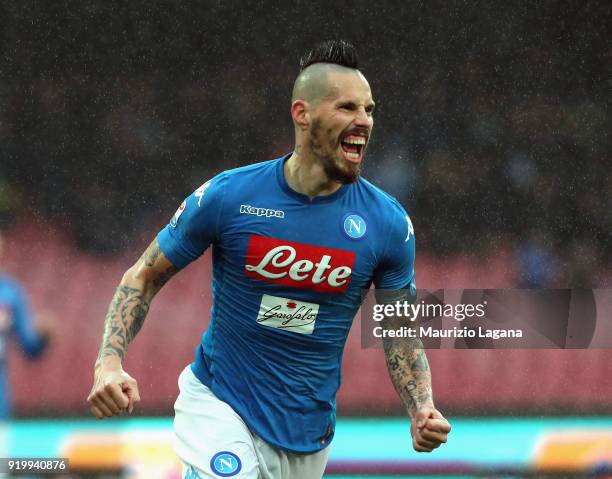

{"left": 256, "top": 294, "right": 319, "bottom": 334}
{"left": 245, "top": 235, "right": 355, "bottom": 294}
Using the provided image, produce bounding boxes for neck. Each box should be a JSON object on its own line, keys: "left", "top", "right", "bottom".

{"left": 284, "top": 145, "right": 342, "bottom": 199}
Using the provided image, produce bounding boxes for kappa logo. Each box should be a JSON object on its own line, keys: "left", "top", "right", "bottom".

{"left": 210, "top": 451, "right": 242, "bottom": 477}
{"left": 256, "top": 294, "right": 319, "bottom": 335}
{"left": 405, "top": 215, "right": 414, "bottom": 242}
{"left": 195, "top": 180, "right": 212, "bottom": 207}
{"left": 240, "top": 204, "right": 285, "bottom": 218}
{"left": 245, "top": 235, "right": 355, "bottom": 294}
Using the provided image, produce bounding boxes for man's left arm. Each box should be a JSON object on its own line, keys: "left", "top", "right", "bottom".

{"left": 374, "top": 203, "right": 450, "bottom": 452}
{"left": 382, "top": 326, "right": 450, "bottom": 452}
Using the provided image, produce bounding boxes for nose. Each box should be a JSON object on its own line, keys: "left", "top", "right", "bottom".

{"left": 355, "top": 107, "right": 373, "bottom": 129}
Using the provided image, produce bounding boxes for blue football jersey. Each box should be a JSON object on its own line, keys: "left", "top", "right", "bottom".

{"left": 158, "top": 153, "right": 416, "bottom": 453}
{"left": 0, "top": 275, "right": 47, "bottom": 419}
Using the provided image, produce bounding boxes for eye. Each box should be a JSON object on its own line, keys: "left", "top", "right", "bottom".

{"left": 338, "top": 102, "right": 356, "bottom": 111}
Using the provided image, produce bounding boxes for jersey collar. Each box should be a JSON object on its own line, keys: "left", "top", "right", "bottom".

{"left": 276, "top": 152, "right": 350, "bottom": 204}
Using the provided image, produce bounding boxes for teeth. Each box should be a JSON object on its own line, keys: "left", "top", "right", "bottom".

{"left": 344, "top": 136, "right": 366, "bottom": 145}
{"left": 345, "top": 152, "right": 360, "bottom": 160}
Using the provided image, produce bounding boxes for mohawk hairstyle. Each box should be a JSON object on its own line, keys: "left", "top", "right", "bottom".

{"left": 299, "top": 40, "right": 359, "bottom": 72}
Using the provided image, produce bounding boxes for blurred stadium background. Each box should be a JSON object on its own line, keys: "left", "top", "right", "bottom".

{"left": 0, "top": 0, "right": 610, "bottom": 477}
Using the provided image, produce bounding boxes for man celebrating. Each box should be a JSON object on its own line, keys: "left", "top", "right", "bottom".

{"left": 88, "top": 40, "right": 450, "bottom": 478}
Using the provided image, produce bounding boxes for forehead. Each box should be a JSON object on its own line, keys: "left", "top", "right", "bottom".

{"left": 322, "top": 70, "right": 373, "bottom": 104}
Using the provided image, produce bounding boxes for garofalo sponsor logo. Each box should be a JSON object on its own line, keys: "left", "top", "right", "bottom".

{"left": 245, "top": 235, "right": 355, "bottom": 293}
{"left": 256, "top": 294, "right": 319, "bottom": 335}
{"left": 240, "top": 204, "right": 285, "bottom": 218}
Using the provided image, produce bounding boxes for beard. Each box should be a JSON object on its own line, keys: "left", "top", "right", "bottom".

{"left": 308, "top": 118, "right": 362, "bottom": 184}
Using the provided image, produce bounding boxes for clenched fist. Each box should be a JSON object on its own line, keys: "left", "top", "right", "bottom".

{"left": 87, "top": 360, "right": 140, "bottom": 419}
{"left": 411, "top": 406, "right": 451, "bottom": 452}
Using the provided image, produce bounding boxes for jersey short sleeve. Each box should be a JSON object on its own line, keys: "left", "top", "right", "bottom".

{"left": 157, "top": 174, "right": 227, "bottom": 269}
{"left": 373, "top": 200, "right": 416, "bottom": 299}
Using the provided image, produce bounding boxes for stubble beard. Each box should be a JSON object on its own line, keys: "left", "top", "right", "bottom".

{"left": 309, "top": 118, "right": 361, "bottom": 185}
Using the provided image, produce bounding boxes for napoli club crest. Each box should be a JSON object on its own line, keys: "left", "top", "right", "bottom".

{"left": 210, "top": 451, "right": 242, "bottom": 477}
{"left": 342, "top": 213, "right": 367, "bottom": 240}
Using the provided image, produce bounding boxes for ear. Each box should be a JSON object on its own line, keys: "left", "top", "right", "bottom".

{"left": 291, "top": 100, "right": 310, "bottom": 130}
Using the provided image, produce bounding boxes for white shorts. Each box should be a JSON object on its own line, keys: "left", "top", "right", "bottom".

{"left": 173, "top": 366, "right": 330, "bottom": 479}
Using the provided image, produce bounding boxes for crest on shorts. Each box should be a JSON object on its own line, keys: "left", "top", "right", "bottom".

{"left": 210, "top": 451, "right": 242, "bottom": 477}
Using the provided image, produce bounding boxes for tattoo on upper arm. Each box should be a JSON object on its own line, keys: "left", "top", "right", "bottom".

{"left": 142, "top": 241, "right": 162, "bottom": 267}
{"left": 141, "top": 241, "right": 178, "bottom": 290}
{"left": 152, "top": 264, "right": 178, "bottom": 291}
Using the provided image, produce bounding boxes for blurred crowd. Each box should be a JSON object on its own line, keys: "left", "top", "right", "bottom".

{"left": 0, "top": 1, "right": 609, "bottom": 287}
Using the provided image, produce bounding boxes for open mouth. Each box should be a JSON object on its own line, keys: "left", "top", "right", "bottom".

{"left": 340, "top": 135, "right": 367, "bottom": 163}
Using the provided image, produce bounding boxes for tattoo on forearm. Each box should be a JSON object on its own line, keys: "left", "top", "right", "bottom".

{"left": 388, "top": 353, "right": 405, "bottom": 371}
{"left": 384, "top": 336, "right": 433, "bottom": 415}
{"left": 412, "top": 350, "right": 430, "bottom": 371}
{"left": 97, "top": 241, "right": 178, "bottom": 362}
{"left": 97, "top": 286, "right": 150, "bottom": 361}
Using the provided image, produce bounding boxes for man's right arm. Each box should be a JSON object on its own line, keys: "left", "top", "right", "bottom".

{"left": 88, "top": 174, "right": 224, "bottom": 418}
{"left": 87, "top": 238, "right": 178, "bottom": 419}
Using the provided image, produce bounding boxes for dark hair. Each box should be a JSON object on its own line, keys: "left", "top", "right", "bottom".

{"left": 299, "top": 40, "right": 359, "bottom": 72}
